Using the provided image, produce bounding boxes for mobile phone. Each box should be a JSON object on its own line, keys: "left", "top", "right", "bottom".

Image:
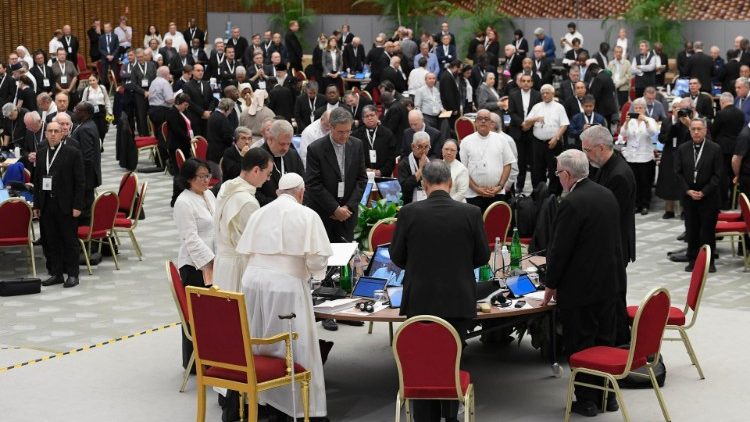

{"left": 514, "top": 300, "right": 526, "bottom": 308}
{"left": 628, "top": 112, "right": 639, "bottom": 119}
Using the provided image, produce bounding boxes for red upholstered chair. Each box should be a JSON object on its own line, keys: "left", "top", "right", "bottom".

{"left": 186, "top": 286, "right": 312, "bottom": 422}
{"left": 133, "top": 117, "right": 163, "bottom": 168}
{"left": 614, "top": 101, "right": 631, "bottom": 137}
{"left": 483, "top": 201, "right": 512, "bottom": 249}
{"left": 392, "top": 315, "right": 475, "bottom": 422}
{"left": 368, "top": 218, "right": 398, "bottom": 252}
{"left": 715, "top": 192, "right": 749, "bottom": 270}
{"left": 114, "top": 182, "right": 148, "bottom": 260}
{"left": 392, "top": 156, "right": 400, "bottom": 178}
{"left": 191, "top": 136, "right": 208, "bottom": 159}
{"left": 166, "top": 261, "right": 194, "bottom": 392}
{"left": 454, "top": 117, "right": 475, "bottom": 142}
{"left": 116, "top": 172, "right": 139, "bottom": 220}
{"left": 370, "top": 87, "right": 381, "bottom": 106}
{"left": 77, "top": 191, "right": 120, "bottom": 275}
{"left": 175, "top": 149, "right": 187, "bottom": 172}
{"left": 0, "top": 199, "right": 36, "bottom": 276}
{"left": 77, "top": 54, "right": 92, "bottom": 84}
{"left": 627, "top": 245, "right": 710, "bottom": 379}
{"left": 161, "top": 122, "right": 170, "bottom": 174}
{"left": 564, "top": 288, "right": 672, "bottom": 422}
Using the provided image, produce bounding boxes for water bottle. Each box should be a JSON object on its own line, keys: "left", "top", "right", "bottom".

{"left": 510, "top": 227, "right": 522, "bottom": 271}
{"left": 493, "top": 237, "right": 501, "bottom": 273}
{"left": 340, "top": 261, "right": 352, "bottom": 293}
{"left": 13, "top": 146, "right": 20, "bottom": 158}
{"left": 352, "top": 249, "right": 362, "bottom": 279}
{"left": 501, "top": 245, "right": 510, "bottom": 276}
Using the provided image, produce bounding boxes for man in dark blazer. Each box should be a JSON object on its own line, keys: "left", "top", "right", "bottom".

{"left": 268, "top": 69, "right": 296, "bottom": 121}
{"left": 183, "top": 64, "right": 216, "bottom": 137}
{"left": 0, "top": 63, "right": 16, "bottom": 107}
{"left": 183, "top": 19, "right": 205, "bottom": 49}
{"left": 581, "top": 125, "right": 637, "bottom": 345}
{"left": 342, "top": 37, "right": 366, "bottom": 73}
{"left": 207, "top": 42, "right": 226, "bottom": 80}
{"left": 353, "top": 105, "right": 397, "bottom": 177}
{"left": 684, "top": 78, "right": 715, "bottom": 120}
{"left": 720, "top": 49, "right": 741, "bottom": 96}
{"left": 98, "top": 23, "right": 119, "bottom": 89}
{"left": 675, "top": 118, "right": 722, "bottom": 272}
{"left": 61, "top": 25, "right": 80, "bottom": 67}
{"left": 676, "top": 42, "right": 694, "bottom": 77}
{"left": 218, "top": 46, "right": 240, "bottom": 89}
{"left": 543, "top": 149, "right": 625, "bottom": 416}
{"left": 532, "top": 46, "right": 553, "bottom": 89}
{"left": 257, "top": 120, "right": 305, "bottom": 206}
{"left": 34, "top": 121, "right": 85, "bottom": 288}
{"left": 30, "top": 52, "right": 54, "bottom": 95}
{"left": 685, "top": 42, "right": 715, "bottom": 93}
{"left": 226, "top": 27, "right": 249, "bottom": 65}
{"left": 130, "top": 49, "right": 157, "bottom": 136}
{"left": 221, "top": 126, "right": 252, "bottom": 182}
{"left": 246, "top": 51, "right": 275, "bottom": 91}
{"left": 397, "top": 130, "right": 430, "bottom": 204}
{"left": 285, "top": 21, "right": 303, "bottom": 73}
{"left": 587, "top": 64, "right": 618, "bottom": 125}
{"left": 304, "top": 107, "right": 367, "bottom": 242}
{"left": 206, "top": 99, "right": 234, "bottom": 164}
{"left": 439, "top": 60, "right": 462, "bottom": 128}
{"left": 70, "top": 102, "right": 101, "bottom": 225}
{"left": 508, "top": 74, "right": 541, "bottom": 191}
{"left": 169, "top": 45, "right": 195, "bottom": 81}
{"left": 381, "top": 92, "right": 408, "bottom": 142}
{"left": 435, "top": 35, "right": 457, "bottom": 71}
{"left": 558, "top": 66, "right": 581, "bottom": 104}
{"left": 344, "top": 91, "right": 373, "bottom": 127}
{"left": 313, "top": 85, "right": 346, "bottom": 121}
{"left": 294, "top": 81, "right": 325, "bottom": 134}
{"left": 381, "top": 56, "right": 408, "bottom": 93}
{"left": 365, "top": 36, "right": 389, "bottom": 90}
{"left": 734, "top": 77, "right": 750, "bottom": 124}
{"left": 190, "top": 38, "right": 209, "bottom": 66}
{"left": 401, "top": 109, "right": 443, "bottom": 159}
{"left": 390, "top": 159, "right": 489, "bottom": 422}
{"left": 711, "top": 93, "right": 745, "bottom": 208}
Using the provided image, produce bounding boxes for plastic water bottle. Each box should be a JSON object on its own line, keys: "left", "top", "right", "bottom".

{"left": 352, "top": 249, "right": 362, "bottom": 280}
{"left": 13, "top": 146, "right": 20, "bottom": 158}
{"left": 501, "top": 245, "right": 510, "bottom": 276}
{"left": 493, "top": 237, "right": 501, "bottom": 273}
{"left": 340, "top": 262, "right": 352, "bottom": 293}
{"left": 510, "top": 227, "right": 522, "bottom": 271}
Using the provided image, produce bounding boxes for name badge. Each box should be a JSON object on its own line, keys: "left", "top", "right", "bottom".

{"left": 60, "top": 76, "right": 68, "bottom": 85}
{"left": 415, "top": 188, "right": 427, "bottom": 202}
{"left": 42, "top": 177, "right": 52, "bottom": 191}
{"left": 68, "top": 47, "right": 72, "bottom": 53}
{"left": 337, "top": 181, "right": 345, "bottom": 198}
{"left": 43, "top": 79, "right": 50, "bottom": 87}
{"left": 369, "top": 150, "right": 377, "bottom": 163}
{"left": 141, "top": 79, "right": 149, "bottom": 88}
{"left": 258, "top": 81, "right": 266, "bottom": 90}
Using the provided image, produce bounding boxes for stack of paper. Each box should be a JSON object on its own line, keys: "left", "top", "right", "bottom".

{"left": 313, "top": 298, "right": 359, "bottom": 314}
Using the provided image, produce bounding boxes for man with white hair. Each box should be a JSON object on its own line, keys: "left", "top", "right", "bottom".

{"left": 207, "top": 38, "right": 226, "bottom": 80}
{"left": 532, "top": 27, "right": 555, "bottom": 59}
{"left": 52, "top": 112, "right": 78, "bottom": 149}
{"left": 523, "top": 84, "right": 569, "bottom": 194}
{"left": 300, "top": 110, "right": 331, "bottom": 166}
{"left": 20, "top": 111, "right": 43, "bottom": 169}
{"left": 342, "top": 36, "right": 366, "bottom": 73}
{"left": 490, "top": 112, "right": 519, "bottom": 194}
{"left": 148, "top": 66, "right": 174, "bottom": 164}
{"left": 502, "top": 44, "right": 522, "bottom": 77}
{"left": 414, "top": 42, "right": 440, "bottom": 76}
{"left": 381, "top": 55, "right": 407, "bottom": 93}
{"left": 397, "top": 131, "right": 431, "bottom": 204}
{"left": 413, "top": 72, "right": 443, "bottom": 129}
{"left": 169, "top": 43, "right": 194, "bottom": 81}
{"left": 401, "top": 109, "right": 443, "bottom": 158}
{"left": 258, "top": 119, "right": 305, "bottom": 206}
{"left": 435, "top": 34, "right": 456, "bottom": 71}
{"left": 131, "top": 48, "right": 157, "bottom": 136}
{"left": 237, "top": 172, "right": 333, "bottom": 421}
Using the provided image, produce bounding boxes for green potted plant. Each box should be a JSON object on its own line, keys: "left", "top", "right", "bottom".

{"left": 352, "top": 0, "right": 451, "bottom": 34}
{"left": 450, "top": 0, "right": 514, "bottom": 57}
{"left": 603, "top": 0, "right": 689, "bottom": 56}
{"left": 353, "top": 199, "right": 399, "bottom": 251}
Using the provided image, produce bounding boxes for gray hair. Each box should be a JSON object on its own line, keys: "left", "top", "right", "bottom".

{"left": 412, "top": 131, "right": 430, "bottom": 145}
{"left": 23, "top": 110, "right": 41, "bottom": 125}
{"left": 557, "top": 149, "right": 589, "bottom": 179}
{"left": 580, "top": 125, "right": 613, "bottom": 150}
{"left": 540, "top": 84, "right": 555, "bottom": 94}
{"left": 631, "top": 98, "right": 647, "bottom": 108}
{"left": 422, "top": 160, "right": 451, "bottom": 185}
{"left": 442, "top": 138, "right": 458, "bottom": 149}
{"left": 489, "top": 112, "right": 502, "bottom": 131}
{"left": 217, "top": 98, "right": 235, "bottom": 112}
{"left": 37, "top": 92, "right": 52, "bottom": 104}
{"left": 269, "top": 119, "right": 294, "bottom": 139}
{"left": 362, "top": 104, "right": 378, "bottom": 115}
{"left": 157, "top": 65, "right": 170, "bottom": 78}
{"left": 235, "top": 65, "right": 246, "bottom": 76}
{"left": 484, "top": 72, "right": 495, "bottom": 83}
{"left": 53, "top": 112, "right": 72, "bottom": 124}
{"left": 736, "top": 77, "right": 750, "bottom": 89}
{"left": 720, "top": 92, "right": 735, "bottom": 104}
{"left": 2, "top": 103, "right": 16, "bottom": 117}
{"left": 305, "top": 80, "right": 319, "bottom": 92}
{"left": 693, "top": 41, "right": 704, "bottom": 50}
{"left": 329, "top": 107, "right": 354, "bottom": 127}
{"left": 234, "top": 125, "right": 252, "bottom": 140}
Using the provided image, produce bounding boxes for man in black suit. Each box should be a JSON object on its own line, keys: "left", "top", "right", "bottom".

{"left": 401, "top": 109, "right": 443, "bottom": 159}
{"left": 365, "top": 35, "right": 389, "bottom": 91}
{"left": 226, "top": 27, "right": 249, "bottom": 64}
{"left": 190, "top": 38, "right": 209, "bottom": 66}
{"left": 675, "top": 118, "right": 722, "bottom": 272}
{"left": 34, "top": 121, "right": 85, "bottom": 288}
{"left": 558, "top": 66, "right": 581, "bottom": 104}
{"left": 581, "top": 125, "right": 636, "bottom": 345}
{"left": 686, "top": 41, "right": 714, "bottom": 93}
{"left": 531, "top": 45, "right": 553, "bottom": 89}
{"left": 207, "top": 39, "right": 227, "bottom": 80}
{"left": 508, "top": 74, "right": 541, "bottom": 191}
{"left": 720, "top": 49, "right": 741, "bottom": 96}
{"left": 268, "top": 67, "right": 296, "bottom": 121}
{"left": 712, "top": 93, "right": 745, "bottom": 208}
{"left": 246, "top": 51, "right": 275, "bottom": 91}
{"left": 304, "top": 107, "right": 367, "bottom": 242}
{"left": 435, "top": 34, "right": 457, "bottom": 72}
{"left": 130, "top": 49, "right": 157, "bottom": 136}
{"left": 397, "top": 130, "right": 430, "bottom": 204}
{"left": 439, "top": 60, "right": 462, "bottom": 129}
{"left": 98, "top": 22, "right": 119, "bottom": 89}
{"left": 344, "top": 91, "right": 373, "bottom": 126}
{"left": 294, "top": 81, "right": 325, "bottom": 134}
{"left": 257, "top": 120, "right": 305, "bottom": 206}
{"left": 169, "top": 44, "right": 195, "bottom": 81}
{"left": 0, "top": 63, "right": 16, "bottom": 108}
{"left": 381, "top": 92, "right": 408, "bottom": 142}
{"left": 342, "top": 37, "right": 366, "bottom": 73}
{"left": 218, "top": 46, "right": 240, "bottom": 89}
{"left": 587, "top": 63, "right": 618, "bottom": 125}
{"left": 183, "top": 18, "right": 205, "bottom": 49}
{"left": 30, "top": 51, "right": 54, "bottom": 95}
{"left": 266, "top": 33, "right": 288, "bottom": 66}
{"left": 158, "top": 39, "right": 178, "bottom": 69}
{"left": 206, "top": 98, "right": 235, "bottom": 165}
{"left": 70, "top": 102, "right": 101, "bottom": 223}
{"left": 353, "top": 105, "right": 397, "bottom": 177}
{"left": 684, "top": 78, "right": 715, "bottom": 120}
{"left": 313, "top": 85, "right": 346, "bottom": 121}
{"left": 221, "top": 126, "right": 252, "bottom": 182}
{"left": 183, "top": 64, "right": 216, "bottom": 137}
{"left": 563, "top": 81, "right": 587, "bottom": 120}
{"left": 61, "top": 25, "right": 80, "bottom": 68}
{"left": 433, "top": 22, "right": 456, "bottom": 46}
{"left": 677, "top": 41, "right": 694, "bottom": 77}
{"left": 381, "top": 56, "right": 408, "bottom": 93}
{"left": 285, "top": 21, "right": 303, "bottom": 73}
{"left": 390, "top": 159, "right": 489, "bottom": 422}
{"left": 543, "top": 149, "right": 625, "bottom": 417}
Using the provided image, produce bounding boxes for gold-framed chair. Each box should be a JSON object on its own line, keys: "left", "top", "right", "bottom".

{"left": 166, "top": 261, "right": 194, "bottom": 392}
{"left": 0, "top": 198, "right": 36, "bottom": 276}
{"left": 114, "top": 181, "right": 148, "bottom": 260}
{"left": 77, "top": 191, "right": 120, "bottom": 275}
{"left": 366, "top": 217, "right": 398, "bottom": 340}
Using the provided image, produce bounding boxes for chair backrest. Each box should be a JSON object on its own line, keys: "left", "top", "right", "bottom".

{"left": 392, "top": 156, "right": 400, "bottom": 178}
{"left": 88, "top": 191, "right": 119, "bottom": 236}
{"left": 393, "top": 315, "right": 463, "bottom": 400}
{"left": 686, "top": 245, "right": 710, "bottom": 313}
{"left": 360, "top": 90, "right": 373, "bottom": 102}
{"left": 483, "top": 201, "right": 512, "bottom": 246}
{"left": 0, "top": 199, "right": 32, "bottom": 241}
{"left": 130, "top": 181, "right": 148, "bottom": 229}
{"left": 739, "top": 193, "right": 750, "bottom": 230}
{"left": 76, "top": 54, "right": 87, "bottom": 70}
{"left": 117, "top": 172, "right": 139, "bottom": 216}
{"left": 166, "top": 261, "right": 191, "bottom": 336}
{"left": 186, "top": 286, "right": 256, "bottom": 382}
{"left": 191, "top": 136, "right": 208, "bottom": 159}
{"left": 368, "top": 218, "right": 397, "bottom": 252}
{"left": 370, "top": 87, "right": 381, "bottom": 106}
{"left": 455, "top": 117, "right": 475, "bottom": 141}
{"left": 23, "top": 168, "right": 31, "bottom": 184}
{"left": 161, "top": 121, "right": 169, "bottom": 141}
{"left": 175, "top": 149, "right": 186, "bottom": 171}
{"left": 629, "top": 287, "right": 671, "bottom": 370}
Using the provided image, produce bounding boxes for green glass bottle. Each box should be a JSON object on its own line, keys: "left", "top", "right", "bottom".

{"left": 510, "top": 227, "right": 522, "bottom": 271}
{"left": 340, "top": 262, "right": 352, "bottom": 293}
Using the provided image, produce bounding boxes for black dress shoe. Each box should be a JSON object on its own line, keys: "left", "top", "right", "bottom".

{"left": 598, "top": 395, "right": 619, "bottom": 412}
{"left": 669, "top": 253, "right": 689, "bottom": 262}
{"left": 33, "top": 237, "right": 43, "bottom": 246}
{"left": 677, "top": 231, "right": 686, "bottom": 241}
{"left": 662, "top": 211, "right": 675, "bottom": 219}
{"left": 42, "top": 275, "right": 64, "bottom": 286}
{"left": 709, "top": 263, "right": 717, "bottom": 273}
{"left": 685, "top": 263, "right": 694, "bottom": 272}
{"left": 63, "top": 276, "right": 79, "bottom": 288}
{"left": 634, "top": 207, "right": 642, "bottom": 214}
{"left": 641, "top": 208, "right": 649, "bottom": 216}
{"left": 338, "top": 319, "right": 365, "bottom": 327}
{"left": 322, "top": 319, "right": 338, "bottom": 331}
{"left": 571, "top": 400, "right": 598, "bottom": 417}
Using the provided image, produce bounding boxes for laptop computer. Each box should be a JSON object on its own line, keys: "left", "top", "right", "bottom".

{"left": 365, "top": 244, "right": 404, "bottom": 286}
{"left": 375, "top": 178, "right": 402, "bottom": 206}
{"left": 360, "top": 182, "right": 374, "bottom": 206}
{"left": 351, "top": 276, "right": 388, "bottom": 299}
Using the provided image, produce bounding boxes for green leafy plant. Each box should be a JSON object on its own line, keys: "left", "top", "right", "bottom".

{"left": 604, "top": 0, "right": 689, "bottom": 56}
{"left": 354, "top": 199, "right": 399, "bottom": 251}
{"left": 450, "top": 0, "right": 514, "bottom": 57}
{"left": 352, "top": 0, "right": 451, "bottom": 34}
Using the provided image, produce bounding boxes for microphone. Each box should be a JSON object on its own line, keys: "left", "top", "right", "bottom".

{"left": 493, "top": 249, "right": 546, "bottom": 277}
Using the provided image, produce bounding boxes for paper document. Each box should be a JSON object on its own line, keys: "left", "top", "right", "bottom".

{"left": 327, "top": 242, "right": 358, "bottom": 267}
{"left": 523, "top": 290, "right": 546, "bottom": 301}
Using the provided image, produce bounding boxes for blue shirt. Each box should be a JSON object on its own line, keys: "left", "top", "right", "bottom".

{"left": 533, "top": 36, "right": 556, "bottom": 59}
{"left": 568, "top": 112, "right": 607, "bottom": 139}
{"left": 414, "top": 53, "right": 440, "bottom": 76}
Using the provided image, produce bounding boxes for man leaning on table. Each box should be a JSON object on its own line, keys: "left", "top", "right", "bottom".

{"left": 390, "top": 160, "right": 490, "bottom": 422}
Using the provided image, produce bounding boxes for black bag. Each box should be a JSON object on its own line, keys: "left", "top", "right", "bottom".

{"left": 0, "top": 278, "right": 42, "bottom": 296}
{"left": 619, "top": 353, "right": 667, "bottom": 389}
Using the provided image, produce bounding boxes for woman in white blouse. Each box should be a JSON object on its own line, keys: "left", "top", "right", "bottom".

{"left": 442, "top": 139, "right": 469, "bottom": 202}
{"left": 143, "top": 25, "right": 162, "bottom": 49}
{"left": 81, "top": 74, "right": 112, "bottom": 145}
{"left": 617, "top": 97, "right": 657, "bottom": 215}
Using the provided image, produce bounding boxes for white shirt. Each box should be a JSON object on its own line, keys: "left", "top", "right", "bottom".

{"left": 562, "top": 31, "right": 584, "bottom": 53}
{"left": 82, "top": 85, "right": 112, "bottom": 114}
{"left": 616, "top": 37, "right": 629, "bottom": 59}
{"left": 300, "top": 118, "right": 330, "bottom": 167}
{"left": 408, "top": 67, "right": 429, "bottom": 91}
{"left": 446, "top": 159, "right": 469, "bottom": 202}
{"left": 459, "top": 131, "right": 517, "bottom": 198}
{"left": 48, "top": 38, "right": 64, "bottom": 56}
{"left": 173, "top": 189, "right": 216, "bottom": 270}
{"left": 414, "top": 85, "right": 442, "bottom": 116}
{"left": 521, "top": 89, "right": 531, "bottom": 118}
{"left": 528, "top": 100, "right": 569, "bottom": 140}
{"left": 161, "top": 32, "right": 186, "bottom": 50}
{"left": 618, "top": 117, "right": 657, "bottom": 163}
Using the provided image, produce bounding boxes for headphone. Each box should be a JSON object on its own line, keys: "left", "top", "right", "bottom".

{"left": 356, "top": 300, "right": 375, "bottom": 313}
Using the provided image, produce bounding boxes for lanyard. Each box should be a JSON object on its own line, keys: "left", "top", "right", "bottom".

{"left": 58, "top": 61, "right": 66, "bottom": 74}
{"left": 190, "top": 28, "right": 196, "bottom": 39}
{"left": 181, "top": 57, "right": 187, "bottom": 66}
{"left": 515, "top": 39, "right": 522, "bottom": 50}
{"left": 647, "top": 106, "right": 654, "bottom": 117}
{"left": 577, "top": 98, "right": 583, "bottom": 113}
{"left": 0, "top": 74, "right": 5, "bottom": 89}
{"left": 693, "top": 141, "right": 705, "bottom": 183}
{"left": 138, "top": 62, "right": 147, "bottom": 76}
{"left": 585, "top": 113, "right": 594, "bottom": 124}
{"left": 226, "top": 60, "right": 235, "bottom": 74}
{"left": 308, "top": 96, "right": 316, "bottom": 115}
{"left": 37, "top": 65, "right": 46, "bottom": 78}
{"left": 273, "top": 156, "right": 285, "bottom": 175}
{"left": 216, "top": 53, "right": 224, "bottom": 65}
{"left": 365, "top": 126, "right": 378, "bottom": 148}
{"left": 46, "top": 144, "right": 62, "bottom": 173}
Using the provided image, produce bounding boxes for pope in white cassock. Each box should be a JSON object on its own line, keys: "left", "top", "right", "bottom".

{"left": 212, "top": 147, "right": 274, "bottom": 292}
{"left": 237, "top": 173, "right": 333, "bottom": 420}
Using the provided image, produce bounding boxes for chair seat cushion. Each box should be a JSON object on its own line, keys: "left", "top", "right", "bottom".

{"left": 715, "top": 221, "right": 746, "bottom": 233}
{"left": 627, "top": 305, "right": 686, "bottom": 326}
{"left": 204, "top": 355, "right": 306, "bottom": 384}
{"left": 114, "top": 218, "right": 133, "bottom": 228}
{"left": 718, "top": 211, "right": 741, "bottom": 222}
{"left": 77, "top": 226, "right": 108, "bottom": 239}
{"left": 116, "top": 211, "right": 127, "bottom": 218}
{"left": 0, "top": 237, "right": 29, "bottom": 246}
{"left": 403, "top": 370, "right": 471, "bottom": 399}
{"left": 135, "top": 136, "right": 158, "bottom": 148}
{"left": 569, "top": 346, "right": 647, "bottom": 375}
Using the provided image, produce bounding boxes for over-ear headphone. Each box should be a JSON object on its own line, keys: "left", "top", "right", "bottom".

{"left": 356, "top": 300, "right": 375, "bottom": 313}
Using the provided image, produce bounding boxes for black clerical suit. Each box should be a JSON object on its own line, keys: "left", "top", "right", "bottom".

{"left": 99, "top": 32, "right": 119, "bottom": 89}
{"left": 206, "top": 110, "right": 234, "bottom": 164}
{"left": 33, "top": 142, "right": 85, "bottom": 278}
{"left": 285, "top": 30, "right": 303, "bottom": 72}
{"left": 508, "top": 88, "right": 542, "bottom": 191}
{"left": 61, "top": 35, "right": 80, "bottom": 67}
{"left": 131, "top": 61, "right": 157, "bottom": 136}
{"left": 268, "top": 82, "right": 296, "bottom": 121}
{"left": 221, "top": 144, "right": 243, "bottom": 182}
{"left": 389, "top": 188, "right": 490, "bottom": 422}
{"left": 257, "top": 142, "right": 305, "bottom": 206}
{"left": 169, "top": 54, "right": 195, "bottom": 81}
{"left": 294, "top": 93, "right": 325, "bottom": 133}
{"left": 396, "top": 156, "right": 422, "bottom": 205}
{"left": 711, "top": 106, "right": 745, "bottom": 207}
{"left": 219, "top": 59, "right": 240, "bottom": 89}
{"left": 183, "top": 27, "right": 205, "bottom": 48}
{"left": 183, "top": 79, "right": 216, "bottom": 137}
{"left": 304, "top": 135, "right": 367, "bottom": 242}
{"left": 342, "top": 43, "right": 366, "bottom": 73}
{"left": 686, "top": 51, "right": 715, "bottom": 93}
{"left": 675, "top": 138, "right": 723, "bottom": 264}
{"left": 589, "top": 70, "right": 618, "bottom": 123}
{"left": 70, "top": 119, "right": 101, "bottom": 223}
{"left": 546, "top": 178, "right": 624, "bottom": 404}
{"left": 226, "top": 37, "right": 249, "bottom": 65}
{"left": 382, "top": 100, "right": 408, "bottom": 141}
{"left": 401, "top": 125, "right": 443, "bottom": 159}
{"left": 353, "top": 124, "right": 397, "bottom": 177}
{"left": 365, "top": 47, "right": 389, "bottom": 90}
{"left": 381, "top": 66, "right": 408, "bottom": 93}
{"left": 30, "top": 64, "right": 54, "bottom": 94}
{"left": 532, "top": 58, "right": 553, "bottom": 88}
{"left": 347, "top": 95, "right": 373, "bottom": 126}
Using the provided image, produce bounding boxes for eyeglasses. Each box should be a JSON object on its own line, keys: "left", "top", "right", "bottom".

{"left": 689, "top": 127, "right": 705, "bottom": 132}
{"left": 413, "top": 144, "right": 430, "bottom": 150}
{"left": 475, "top": 116, "right": 492, "bottom": 122}
{"left": 194, "top": 174, "right": 212, "bottom": 180}
{"left": 554, "top": 169, "right": 567, "bottom": 176}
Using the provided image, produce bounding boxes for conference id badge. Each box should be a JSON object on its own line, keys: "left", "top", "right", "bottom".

{"left": 42, "top": 79, "right": 50, "bottom": 88}
{"left": 369, "top": 150, "right": 377, "bottom": 163}
{"left": 141, "top": 79, "right": 148, "bottom": 88}
{"left": 42, "top": 177, "right": 52, "bottom": 191}
{"left": 258, "top": 81, "right": 266, "bottom": 90}
{"left": 60, "top": 76, "right": 68, "bottom": 85}
{"left": 337, "top": 182, "right": 345, "bottom": 198}
{"left": 68, "top": 47, "right": 72, "bottom": 53}
{"left": 415, "top": 189, "right": 427, "bottom": 202}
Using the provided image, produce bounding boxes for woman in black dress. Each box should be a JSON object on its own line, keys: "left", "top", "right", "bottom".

{"left": 656, "top": 99, "right": 693, "bottom": 218}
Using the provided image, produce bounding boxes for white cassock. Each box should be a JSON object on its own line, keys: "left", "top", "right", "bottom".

{"left": 212, "top": 177, "right": 260, "bottom": 292}
{"left": 236, "top": 193, "right": 333, "bottom": 418}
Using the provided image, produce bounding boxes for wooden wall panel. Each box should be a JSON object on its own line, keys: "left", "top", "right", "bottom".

{"left": 0, "top": 0, "right": 207, "bottom": 65}
{"left": 207, "top": 0, "right": 380, "bottom": 15}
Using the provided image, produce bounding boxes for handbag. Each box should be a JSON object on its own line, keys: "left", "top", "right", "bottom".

{"left": 0, "top": 278, "right": 42, "bottom": 296}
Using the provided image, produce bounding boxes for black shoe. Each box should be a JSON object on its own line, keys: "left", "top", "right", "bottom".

{"left": 669, "top": 253, "right": 689, "bottom": 262}
{"left": 604, "top": 397, "right": 619, "bottom": 412}
{"left": 319, "top": 340, "right": 334, "bottom": 365}
{"left": 571, "top": 400, "right": 598, "bottom": 417}
{"left": 685, "top": 263, "right": 694, "bottom": 272}
{"left": 63, "top": 276, "right": 79, "bottom": 288}
{"left": 322, "top": 319, "right": 338, "bottom": 331}
{"left": 338, "top": 319, "right": 365, "bottom": 327}
{"left": 634, "top": 207, "right": 642, "bottom": 214}
{"left": 42, "top": 275, "right": 64, "bottom": 286}
{"left": 662, "top": 211, "right": 675, "bottom": 219}
{"left": 709, "top": 263, "right": 717, "bottom": 273}
{"left": 677, "top": 231, "right": 686, "bottom": 241}
{"left": 641, "top": 208, "right": 649, "bottom": 216}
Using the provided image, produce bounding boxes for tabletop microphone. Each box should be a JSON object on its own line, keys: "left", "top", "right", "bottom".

{"left": 493, "top": 249, "right": 546, "bottom": 277}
